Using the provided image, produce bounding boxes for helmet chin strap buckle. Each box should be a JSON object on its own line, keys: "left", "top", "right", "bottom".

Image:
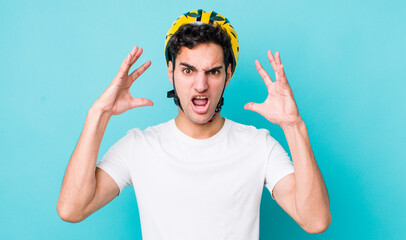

{"left": 167, "top": 90, "right": 175, "bottom": 98}
{"left": 167, "top": 89, "right": 182, "bottom": 111}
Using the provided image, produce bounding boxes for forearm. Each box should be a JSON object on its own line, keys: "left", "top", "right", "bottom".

{"left": 282, "top": 120, "right": 331, "bottom": 231}
{"left": 57, "top": 106, "right": 111, "bottom": 219}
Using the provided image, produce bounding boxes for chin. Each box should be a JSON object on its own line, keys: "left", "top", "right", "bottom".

{"left": 185, "top": 112, "right": 213, "bottom": 125}
{"left": 181, "top": 104, "right": 217, "bottom": 125}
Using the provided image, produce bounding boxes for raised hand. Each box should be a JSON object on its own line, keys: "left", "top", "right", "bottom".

{"left": 244, "top": 51, "right": 302, "bottom": 128}
{"left": 93, "top": 46, "right": 153, "bottom": 116}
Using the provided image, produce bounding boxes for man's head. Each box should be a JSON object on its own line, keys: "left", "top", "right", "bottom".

{"left": 167, "top": 23, "right": 232, "bottom": 74}
{"left": 164, "top": 9, "right": 239, "bottom": 124}
{"left": 168, "top": 42, "right": 231, "bottom": 124}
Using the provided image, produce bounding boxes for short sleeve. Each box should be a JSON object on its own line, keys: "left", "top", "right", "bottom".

{"left": 264, "top": 132, "right": 295, "bottom": 200}
{"left": 96, "top": 130, "right": 134, "bottom": 196}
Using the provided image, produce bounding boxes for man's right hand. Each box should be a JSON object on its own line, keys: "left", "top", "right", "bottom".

{"left": 57, "top": 46, "right": 153, "bottom": 222}
{"left": 93, "top": 45, "right": 153, "bottom": 115}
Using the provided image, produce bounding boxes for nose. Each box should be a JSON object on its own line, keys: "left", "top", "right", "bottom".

{"left": 193, "top": 72, "right": 208, "bottom": 93}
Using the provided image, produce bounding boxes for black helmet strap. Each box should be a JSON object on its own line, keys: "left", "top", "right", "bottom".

{"left": 167, "top": 55, "right": 184, "bottom": 111}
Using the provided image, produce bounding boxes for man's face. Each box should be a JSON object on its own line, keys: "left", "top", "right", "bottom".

{"left": 168, "top": 42, "right": 232, "bottom": 125}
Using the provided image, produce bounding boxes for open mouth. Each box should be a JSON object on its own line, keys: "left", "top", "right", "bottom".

{"left": 191, "top": 95, "right": 210, "bottom": 114}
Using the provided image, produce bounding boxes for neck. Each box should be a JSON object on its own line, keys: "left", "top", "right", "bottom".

{"left": 174, "top": 111, "right": 225, "bottom": 139}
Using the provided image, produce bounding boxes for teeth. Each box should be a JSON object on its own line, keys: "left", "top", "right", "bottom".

{"left": 194, "top": 96, "right": 207, "bottom": 99}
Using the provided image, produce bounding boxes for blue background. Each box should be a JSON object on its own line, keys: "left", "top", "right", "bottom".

{"left": 1, "top": 0, "right": 405, "bottom": 239}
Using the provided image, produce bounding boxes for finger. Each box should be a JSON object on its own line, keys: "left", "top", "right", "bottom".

{"left": 129, "top": 98, "right": 154, "bottom": 109}
{"left": 273, "top": 52, "right": 285, "bottom": 83}
{"left": 267, "top": 50, "right": 278, "bottom": 73}
{"left": 278, "top": 64, "right": 286, "bottom": 79}
{"left": 129, "top": 60, "right": 152, "bottom": 82}
{"left": 277, "top": 64, "right": 289, "bottom": 85}
{"left": 275, "top": 51, "right": 282, "bottom": 65}
{"left": 129, "top": 45, "right": 138, "bottom": 56}
{"left": 130, "top": 47, "right": 143, "bottom": 65}
{"left": 244, "top": 102, "right": 261, "bottom": 113}
{"left": 255, "top": 60, "right": 273, "bottom": 86}
{"left": 118, "top": 46, "right": 139, "bottom": 77}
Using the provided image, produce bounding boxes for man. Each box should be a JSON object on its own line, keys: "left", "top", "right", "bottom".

{"left": 57, "top": 9, "right": 331, "bottom": 239}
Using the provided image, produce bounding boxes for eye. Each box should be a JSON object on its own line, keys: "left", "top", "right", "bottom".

{"left": 183, "top": 68, "right": 192, "bottom": 74}
{"left": 209, "top": 69, "right": 220, "bottom": 75}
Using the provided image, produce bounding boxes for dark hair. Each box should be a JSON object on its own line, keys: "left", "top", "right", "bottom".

{"left": 168, "top": 23, "right": 232, "bottom": 69}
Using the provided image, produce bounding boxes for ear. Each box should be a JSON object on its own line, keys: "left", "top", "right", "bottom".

{"left": 168, "top": 61, "right": 174, "bottom": 85}
{"left": 225, "top": 63, "right": 232, "bottom": 87}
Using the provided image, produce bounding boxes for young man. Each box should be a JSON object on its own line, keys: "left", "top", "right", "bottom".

{"left": 57, "top": 9, "right": 331, "bottom": 239}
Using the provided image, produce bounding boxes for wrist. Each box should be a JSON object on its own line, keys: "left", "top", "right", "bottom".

{"left": 280, "top": 116, "right": 305, "bottom": 133}
{"left": 88, "top": 104, "right": 112, "bottom": 120}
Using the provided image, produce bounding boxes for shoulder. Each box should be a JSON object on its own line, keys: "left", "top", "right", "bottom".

{"left": 126, "top": 119, "right": 174, "bottom": 142}
{"left": 225, "top": 118, "right": 270, "bottom": 142}
{"left": 225, "top": 118, "right": 282, "bottom": 149}
{"left": 226, "top": 118, "right": 269, "bottom": 134}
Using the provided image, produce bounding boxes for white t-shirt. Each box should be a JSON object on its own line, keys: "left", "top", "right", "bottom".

{"left": 96, "top": 118, "right": 294, "bottom": 240}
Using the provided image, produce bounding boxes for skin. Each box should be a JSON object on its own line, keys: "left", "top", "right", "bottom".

{"left": 167, "top": 42, "right": 231, "bottom": 139}
{"left": 245, "top": 51, "right": 332, "bottom": 233}
{"left": 57, "top": 46, "right": 153, "bottom": 222}
{"left": 57, "top": 44, "right": 331, "bottom": 234}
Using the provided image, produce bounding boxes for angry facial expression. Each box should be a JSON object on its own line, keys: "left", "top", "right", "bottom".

{"left": 168, "top": 42, "right": 231, "bottom": 125}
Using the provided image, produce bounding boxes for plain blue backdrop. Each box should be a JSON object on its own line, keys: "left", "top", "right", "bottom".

{"left": 1, "top": 0, "right": 405, "bottom": 239}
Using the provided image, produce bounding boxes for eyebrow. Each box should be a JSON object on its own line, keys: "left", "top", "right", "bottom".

{"left": 179, "top": 62, "right": 223, "bottom": 72}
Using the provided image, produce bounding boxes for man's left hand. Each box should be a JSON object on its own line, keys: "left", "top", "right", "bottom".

{"left": 244, "top": 50, "right": 302, "bottom": 128}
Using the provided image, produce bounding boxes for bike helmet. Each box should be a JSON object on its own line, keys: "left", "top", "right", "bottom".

{"left": 165, "top": 9, "right": 239, "bottom": 122}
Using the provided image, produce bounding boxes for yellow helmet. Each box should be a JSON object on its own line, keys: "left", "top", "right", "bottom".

{"left": 164, "top": 9, "right": 239, "bottom": 77}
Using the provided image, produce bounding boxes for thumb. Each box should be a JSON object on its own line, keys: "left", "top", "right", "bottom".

{"left": 129, "top": 98, "right": 154, "bottom": 109}
{"left": 244, "top": 102, "right": 261, "bottom": 113}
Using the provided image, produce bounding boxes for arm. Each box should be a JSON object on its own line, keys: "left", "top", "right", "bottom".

{"left": 57, "top": 46, "right": 153, "bottom": 223}
{"left": 57, "top": 107, "right": 114, "bottom": 223}
{"left": 274, "top": 120, "right": 331, "bottom": 234}
{"left": 245, "top": 51, "right": 331, "bottom": 233}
